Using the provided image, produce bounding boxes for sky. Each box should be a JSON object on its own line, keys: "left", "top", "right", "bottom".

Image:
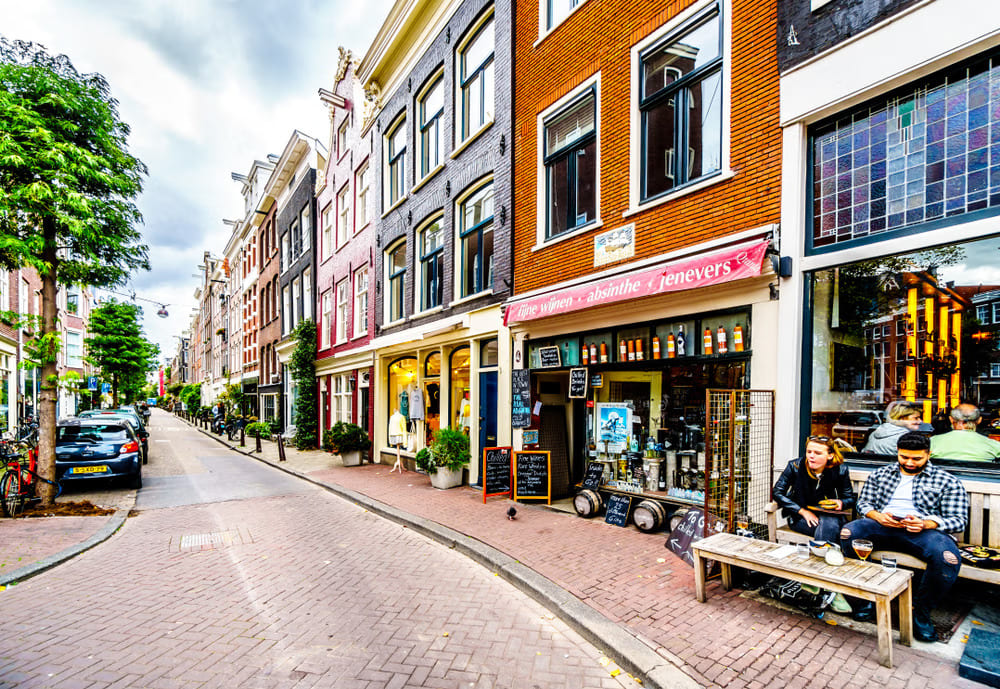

{"left": 1, "top": 0, "right": 394, "bottom": 367}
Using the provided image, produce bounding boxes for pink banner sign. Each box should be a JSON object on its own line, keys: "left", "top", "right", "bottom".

{"left": 158, "top": 368, "right": 165, "bottom": 397}
{"left": 504, "top": 239, "right": 770, "bottom": 325}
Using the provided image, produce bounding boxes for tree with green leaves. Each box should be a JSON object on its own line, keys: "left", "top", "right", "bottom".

{"left": 290, "top": 318, "right": 317, "bottom": 449}
{"left": 0, "top": 39, "right": 148, "bottom": 503}
{"left": 85, "top": 300, "right": 158, "bottom": 406}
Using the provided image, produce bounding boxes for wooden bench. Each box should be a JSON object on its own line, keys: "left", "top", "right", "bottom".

{"left": 693, "top": 532, "right": 913, "bottom": 668}
{"left": 766, "top": 468, "right": 1000, "bottom": 585}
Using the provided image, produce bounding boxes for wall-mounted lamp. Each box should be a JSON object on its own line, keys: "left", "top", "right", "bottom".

{"left": 769, "top": 255, "right": 793, "bottom": 278}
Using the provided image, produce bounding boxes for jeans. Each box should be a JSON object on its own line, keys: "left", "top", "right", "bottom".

{"left": 842, "top": 518, "right": 960, "bottom": 612}
{"left": 787, "top": 512, "right": 844, "bottom": 544}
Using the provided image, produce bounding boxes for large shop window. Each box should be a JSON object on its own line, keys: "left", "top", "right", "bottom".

{"left": 810, "top": 51, "right": 1000, "bottom": 252}
{"left": 806, "top": 234, "right": 1000, "bottom": 463}
{"left": 544, "top": 89, "right": 597, "bottom": 239}
{"left": 640, "top": 3, "right": 722, "bottom": 201}
{"left": 386, "top": 240, "right": 407, "bottom": 323}
{"left": 458, "top": 12, "right": 495, "bottom": 141}
{"left": 450, "top": 346, "right": 472, "bottom": 435}
{"left": 388, "top": 357, "right": 417, "bottom": 439}
{"left": 419, "top": 217, "right": 444, "bottom": 311}
{"left": 459, "top": 181, "right": 494, "bottom": 297}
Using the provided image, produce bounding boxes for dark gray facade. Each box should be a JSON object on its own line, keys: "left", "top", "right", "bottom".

{"left": 777, "top": 0, "right": 921, "bottom": 72}
{"left": 278, "top": 168, "right": 317, "bottom": 335}
{"left": 373, "top": 0, "right": 512, "bottom": 335}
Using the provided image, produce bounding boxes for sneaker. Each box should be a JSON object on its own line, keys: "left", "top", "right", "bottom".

{"left": 852, "top": 602, "right": 875, "bottom": 622}
{"left": 830, "top": 593, "right": 852, "bottom": 614}
{"left": 913, "top": 610, "right": 938, "bottom": 643}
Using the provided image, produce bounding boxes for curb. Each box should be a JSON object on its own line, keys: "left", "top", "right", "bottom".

{"left": 183, "top": 415, "right": 700, "bottom": 689}
{"left": 0, "top": 503, "right": 133, "bottom": 587}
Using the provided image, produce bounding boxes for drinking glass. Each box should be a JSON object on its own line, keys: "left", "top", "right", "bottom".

{"left": 735, "top": 513, "right": 751, "bottom": 536}
{"left": 795, "top": 543, "right": 809, "bottom": 560}
{"left": 852, "top": 539, "right": 874, "bottom": 561}
{"left": 881, "top": 555, "right": 897, "bottom": 571}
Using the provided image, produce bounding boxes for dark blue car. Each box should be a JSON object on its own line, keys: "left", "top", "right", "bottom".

{"left": 56, "top": 419, "right": 142, "bottom": 489}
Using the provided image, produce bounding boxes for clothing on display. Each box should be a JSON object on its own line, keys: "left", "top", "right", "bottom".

{"left": 409, "top": 387, "right": 425, "bottom": 420}
{"left": 388, "top": 410, "right": 408, "bottom": 446}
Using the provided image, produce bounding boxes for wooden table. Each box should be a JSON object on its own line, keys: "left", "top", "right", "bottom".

{"left": 692, "top": 533, "right": 913, "bottom": 668}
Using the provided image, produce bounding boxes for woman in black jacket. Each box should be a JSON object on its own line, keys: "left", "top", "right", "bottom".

{"left": 773, "top": 435, "right": 855, "bottom": 543}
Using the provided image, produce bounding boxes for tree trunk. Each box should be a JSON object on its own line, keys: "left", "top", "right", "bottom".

{"left": 37, "top": 218, "right": 60, "bottom": 505}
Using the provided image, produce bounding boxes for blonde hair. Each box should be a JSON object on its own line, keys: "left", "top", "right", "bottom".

{"left": 886, "top": 401, "right": 922, "bottom": 423}
{"left": 806, "top": 435, "right": 845, "bottom": 467}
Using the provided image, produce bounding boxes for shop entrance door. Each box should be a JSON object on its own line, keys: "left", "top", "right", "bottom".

{"left": 476, "top": 371, "right": 498, "bottom": 486}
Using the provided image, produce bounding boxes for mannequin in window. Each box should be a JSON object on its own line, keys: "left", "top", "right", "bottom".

{"left": 388, "top": 408, "right": 408, "bottom": 473}
{"left": 457, "top": 391, "right": 472, "bottom": 434}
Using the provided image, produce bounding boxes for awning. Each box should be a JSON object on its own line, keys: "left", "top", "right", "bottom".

{"left": 504, "top": 239, "right": 770, "bottom": 326}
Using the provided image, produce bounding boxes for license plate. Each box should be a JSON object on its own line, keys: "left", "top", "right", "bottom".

{"left": 73, "top": 465, "right": 109, "bottom": 474}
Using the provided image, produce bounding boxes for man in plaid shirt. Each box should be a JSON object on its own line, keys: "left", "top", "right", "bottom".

{"left": 842, "top": 431, "right": 968, "bottom": 642}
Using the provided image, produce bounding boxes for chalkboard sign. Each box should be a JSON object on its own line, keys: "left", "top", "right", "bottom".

{"left": 568, "top": 367, "right": 588, "bottom": 399}
{"left": 511, "top": 369, "right": 532, "bottom": 428}
{"left": 605, "top": 494, "right": 631, "bottom": 527}
{"left": 514, "top": 451, "right": 550, "bottom": 502}
{"left": 630, "top": 457, "right": 645, "bottom": 487}
{"left": 582, "top": 461, "right": 604, "bottom": 490}
{"left": 482, "top": 447, "right": 512, "bottom": 501}
{"left": 590, "top": 373, "right": 604, "bottom": 389}
{"left": 665, "top": 507, "right": 726, "bottom": 567}
{"left": 537, "top": 346, "right": 562, "bottom": 368}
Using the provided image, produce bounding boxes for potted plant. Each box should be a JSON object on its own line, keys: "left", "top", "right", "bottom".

{"left": 420, "top": 428, "right": 470, "bottom": 489}
{"left": 323, "top": 422, "right": 371, "bottom": 466}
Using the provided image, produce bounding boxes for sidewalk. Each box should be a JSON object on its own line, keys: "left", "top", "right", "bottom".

{"left": 195, "top": 421, "right": 992, "bottom": 689}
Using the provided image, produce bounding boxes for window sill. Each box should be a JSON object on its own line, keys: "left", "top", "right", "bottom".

{"left": 449, "top": 290, "right": 492, "bottom": 308}
{"left": 382, "top": 318, "right": 406, "bottom": 329}
{"left": 411, "top": 164, "right": 444, "bottom": 194}
{"left": 381, "top": 196, "right": 407, "bottom": 219}
{"left": 531, "top": 219, "right": 603, "bottom": 252}
{"left": 451, "top": 121, "right": 494, "bottom": 160}
{"left": 622, "top": 170, "right": 734, "bottom": 219}
{"left": 412, "top": 305, "right": 445, "bottom": 319}
{"left": 351, "top": 331, "right": 368, "bottom": 341}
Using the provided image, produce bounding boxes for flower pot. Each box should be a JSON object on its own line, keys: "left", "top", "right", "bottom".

{"left": 429, "top": 465, "right": 463, "bottom": 489}
{"left": 340, "top": 450, "right": 362, "bottom": 467}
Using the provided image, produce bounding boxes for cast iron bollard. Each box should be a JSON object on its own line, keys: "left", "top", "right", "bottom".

{"left": 240, "top": 424, "right": 246, "bottom": 447}
{"left": 255, "top": 432, "right": 262, "bottom": 453}
{"left": 277, "top": 434, "right": 286, "bottom": 462}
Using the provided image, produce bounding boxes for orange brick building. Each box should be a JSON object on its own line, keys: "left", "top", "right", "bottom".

{"left": 507, "top": 0, "right": 785, "bottom": 503}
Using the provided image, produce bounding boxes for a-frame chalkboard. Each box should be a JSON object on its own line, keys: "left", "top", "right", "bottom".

{"left": 482, "top": 446, "right": 512, "bottom": 502}
{"left": 513, "top": 450, "right": 551, "bottom": 503}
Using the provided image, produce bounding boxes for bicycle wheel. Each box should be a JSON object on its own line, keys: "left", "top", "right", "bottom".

{"left": 1, "top": 470, "right": 24, "bottom": 518}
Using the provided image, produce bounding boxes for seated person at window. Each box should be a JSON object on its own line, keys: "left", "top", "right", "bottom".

{"left": 842, "top": 431, "right": 968, "bottom": 642}
{"left": 930, "top": 403, "right": 1000, "bottom": 462}
{"left": 862, "top": 401, "right": 922, "bottom": 454}
{"left": 773, "top": 435, "right": 855, "bottom": 543}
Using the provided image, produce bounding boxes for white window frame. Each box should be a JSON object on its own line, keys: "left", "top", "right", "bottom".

{"left": 321, "top": 291, "right": 332, "bottom": 349}
{"left": 292, "top": 277, "right": 301, "bottom": 332}
{"left": 384, "top": 240, "right": 407, "bottom": 325}
{"left": 456, "top": 12, "right": 495, "bottom": 145}
{"left": 322, "top": 205, "right": 332, "bottom": 261}
{"left": 417, "top": 215, "right": 445, "bottom": 314}
{"left": 65, "top": 329, "right": 83, "bottom": 368}
{"left": 535, "top": 74, "right": 602, "bottom": 249}
{"left": 539, "top": 0, "right": 588, "bottom": 40}
{"left": 0, "top": 269, "right": 8, "bottom": 312}
{"left": 993, "top": 302, "right": 1000, "bottom": 325}
{"left": 626, "top": 0, "right": 733, "bottom": 216}
{"left": 455, "top": 178, "right": 495, "bottom": 300}
{"left": 356, "top": 162, "right": 370, "bottom": 230}
{"left": 992, "top": 362, "right": 1000, "bottom": 379}
{"left": 354, "top": 267, "right": 368, "bottom": 337}
{"left": 301, "top": 206, "right": 311, "bottom": 252}
{"left": 337, "top": 184, "right": 351, "bottom": 248}
{"left": 282, "top": 285, "right": 291, "bottom": 336}
{"left": 384, "top": 114, "right": 407, "bottom": 211}
{"left": 337, "top": 118, "right": 349, "bottom": 158}
{"left": 281, "top": 233, "right": 290, "bottom": 273}
{"left": 336, "top": 279, "right": 349, "bottom": 344}
{"left": 416, "top": 70, "right": 445, "bottom": 181}
{"left": 977, "top": 304, "right": 990, "bottom": 324}
{"left": 303, "top": 268, "right": 312, "bottom": 321}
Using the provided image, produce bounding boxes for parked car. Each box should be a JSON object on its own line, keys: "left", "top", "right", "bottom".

{"left": 56, "top": 418, "right": 142, "bottom": 489}
{"left": 78, "top": 408, "right": 149, "bottom": 464}
{"left": 831, "top": 410, "right": 884, "bottom": 448}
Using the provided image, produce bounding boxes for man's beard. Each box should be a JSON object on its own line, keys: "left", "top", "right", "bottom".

{"left": 900, "top": 464, "right": 925, "bottom": 475}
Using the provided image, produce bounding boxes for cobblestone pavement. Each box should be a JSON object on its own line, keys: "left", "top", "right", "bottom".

{"left": 0, "top": 414, "right": 644, "bottom": 689}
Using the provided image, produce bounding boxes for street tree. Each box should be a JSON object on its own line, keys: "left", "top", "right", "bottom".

{"left": 0, "top": 38, "right": 148, "bottom": 503}
{"left": 85, "top": 300, "right": 158, "bottom": 408}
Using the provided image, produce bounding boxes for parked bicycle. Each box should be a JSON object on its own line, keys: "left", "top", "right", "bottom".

{"left": 0, "top": 434, "right": 61, "bottom": 517}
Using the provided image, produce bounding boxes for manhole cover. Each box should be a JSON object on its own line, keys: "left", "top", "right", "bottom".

{"left": 173, "top": 528, "right": 252, "bottom": 552}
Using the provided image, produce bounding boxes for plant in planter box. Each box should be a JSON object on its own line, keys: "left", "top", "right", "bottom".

{"left": 324, "top": 422, "right": 371, "bottom": 466}
{"left": 244, "top": 422, "right": 271, "bottom": 439}
{"left": 424, "top": 428, "right": 470, "bottom": 489}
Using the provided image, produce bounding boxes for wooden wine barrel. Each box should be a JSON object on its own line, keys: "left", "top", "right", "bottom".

{"left": 632, "top": 499, "right": 669, "bottom": 532}
{"left": 573, "top": 489, "right": 603, "bottom": 518}
{"left": 669, "top": 507, "right": 691, "bottom": 533}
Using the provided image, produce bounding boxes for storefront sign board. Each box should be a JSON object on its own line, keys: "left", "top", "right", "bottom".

{"left": 568, "top": 368, "right": 588, "bottom": 398}
{"left": 483, "top": 446, "right": 512, "bottom": 502}
{"left": 605, "top": 494, "right": 632, "bottom": 527}
{"left": 596, "top": 403, "right": 631, "bottom": 453}
{"left": 504, "top": 239, "right": 770, "bottom": 325}
{"left": 537, "top": 346, "right": 562, "bottom": 368}
{"left": 514, "top": 451, "right": 551, "bottom": 502}
{"left": 590, "top": 373, "right": 604, "bottom": 388}
{"left": 511, "top": 369, "right": 532, "bottom": 428}
{"left": 594, "top": 223, "right": 635, "bottom": 267}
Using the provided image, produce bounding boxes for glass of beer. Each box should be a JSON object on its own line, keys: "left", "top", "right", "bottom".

{"left": 852, "top": 539, "right": 874, "bottom": 561}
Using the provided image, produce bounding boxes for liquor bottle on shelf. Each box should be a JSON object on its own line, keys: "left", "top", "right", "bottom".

{"left": 582, "top": 343, "right": 589, "bottom": 365}
{"left": 733, "top": 324, "right": 744, "bottom": 352}
{"left": 658, "top": 460, "right": 667, "bottom": 490}
{"left": 675, "top": 325, "right": 687, "bottom": 356}
{"left": 666, "top": 332, "right": 675, "bottom": 358}
{"left": 600, "top": 341, "right": 609, "bottom": 363}
{"left": 703, "top": 327, "right": 713, "bottom": 355}
{"left": 652, "top": 335, "right": 661, "bottom": 359}
{"left": 635, "top": 339, "right": 644, "bottom": 361}
{"left": 627, "top": 339, "right": 635, "bottom": 361}
{"left": 590, "top": 342, "right": 598, "bottom": 362}
{"left": 717, "top": 325, "right": 727, "bottom": 354}
{"left": 619, "top": 339, "right": 628, "bottom": 362}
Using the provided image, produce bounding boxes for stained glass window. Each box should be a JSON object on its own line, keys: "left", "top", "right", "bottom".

{"left": 810, "top": 54, "right": 1000, "bottom": 250}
